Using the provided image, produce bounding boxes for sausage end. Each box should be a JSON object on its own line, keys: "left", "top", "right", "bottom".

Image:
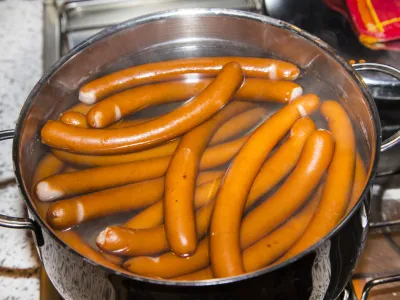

{"left": 290, "top": 87, "right": 303, "bottom": 102}
{"left": 36, "top": 181, "right": 64, "bottom": 201}
{"left": 79, "top": 90, "right": 97, "bottom": 105}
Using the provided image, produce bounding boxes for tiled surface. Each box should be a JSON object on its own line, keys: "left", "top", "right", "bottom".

{"left": 0, "top": 0, "right": 43, "bottom": 299}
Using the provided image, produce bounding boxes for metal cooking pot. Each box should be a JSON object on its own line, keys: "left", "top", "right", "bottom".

{"left": 1, "top": 9, "right": 400, "bottom": 300}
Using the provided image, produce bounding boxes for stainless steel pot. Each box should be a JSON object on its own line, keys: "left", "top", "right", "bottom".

{"left": 0, "top": 8, "right": 400, "bottom": 300}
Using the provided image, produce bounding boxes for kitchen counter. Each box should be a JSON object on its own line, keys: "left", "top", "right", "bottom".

{"left": 0, "top": 0, "right": 43, "bottom": 298}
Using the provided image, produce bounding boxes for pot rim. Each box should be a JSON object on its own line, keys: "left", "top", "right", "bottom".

{"left": 12, "top": 8, "right": 381, "bottom": 286}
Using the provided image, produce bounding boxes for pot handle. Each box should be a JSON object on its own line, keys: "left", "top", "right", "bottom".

{"left": 0, "top": 130, "right": 43, "bottom": 246}
{"left": 353, "top": 63, "right": 400, "bottom": 152}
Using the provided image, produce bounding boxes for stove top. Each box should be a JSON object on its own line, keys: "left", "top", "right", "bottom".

{"left": 41, "top": 1, "right": 400, "bottom": 299}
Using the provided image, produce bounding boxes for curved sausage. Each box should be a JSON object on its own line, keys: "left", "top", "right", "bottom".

{"left": 60, "top": 111, "right": 88, "bottom": 128}
{"left": 209, "top": 106, "right": 268, "bottom": 146}
{"left": 346, "top": 153, "right": 367, "bottom": 214}
{"left": 165, "top": 102, "right": 251, "bottom": 256}
{"left": 32, "top": 154, "right": 65, "bottom": 218}
{"left": 87, "top": 80, "right": 210, "bottom": 128}
{"left": 108, "top": 117, "right": 154, "bottom": 128}
{"left": 122, "top": 237, "right": 209, "bottom": 278}
{"left": 101, "top": 252, "right": 124, "bottom": 265}
{"left": 39, "top": 136, "right": 245, "bottom": 201}
{"left": 47, "top": 178, "right": 165, "bottom": 230}
{"left": 209, "top": 94, "right": 320, "bottom": 278}
{"left": 52, "top": 140, "right": 179, "bottom": 167}
{"left": 35, "top": 156, "right": 170, "bottom": 201}
{"left": 246, "top": 117, "right": 316, "bottom": 209}
{"left": 240, "top": 130, "right": 334, "bottom": 249}
{"left": 41, "top": 62, "right": 244, "bottom": 155}
{"left": 196, "top": 170, "right": 225, "bottom": 186}
{"left": 87, "top": 78, "right": 296, "bottom": 129}
{"left": 243, "top": 185, "right": 322, "bottom": 272}
{"left": 79, "top": 57, "right": 300, "bottom": 104}
{"left": 57, "top": 230, "right": 126, "bottom": 272}
{"left": 276, "top": 101, "right": 356, "bottom": 262}
{"left": 172, "top": 267, "right": 214, "bottom": 280}
{"left": 97, "top": 184, "right": 217, "bottom": 256}
{"left": 123, "top": 177, "right": 222, "bottom": 229}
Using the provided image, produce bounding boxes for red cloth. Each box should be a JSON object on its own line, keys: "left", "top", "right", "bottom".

{"left": 324, "top": 0, "right": 400, "bottom": 50}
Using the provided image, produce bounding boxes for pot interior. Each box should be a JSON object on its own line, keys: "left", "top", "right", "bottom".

{"left": 15, "top": 9, "right": 378, "bottom": 281}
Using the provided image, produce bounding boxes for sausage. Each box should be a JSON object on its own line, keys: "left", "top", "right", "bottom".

{"left": 172, "top": 267, "right": 214, "bottom": 280}
{"left": 87, "top": 80, "right": 210, "bottom": 128}
{"left": 59, "top": 111, "right": 88, "bottom": 128}
{"left": 87, "top": 78, "right": 296, "bottom": 128}
{"left": 35, "top": 156, "right": 170, "bottom": 201}
{"left": 122, "top": 237, "right": 210, "bottom": 278}
{"left": 108, "top": 117, "right": 154, "bottom": 128}
{"left": 51, "top": 140, "right": 179, "bottom": 167}
{"left": 101, "top": 252, "right": 124, "bottom": 265}
{"left": 276, "top": 101, "right": 356, "bottom": 262}
{"left": 39, "top": 136, "right": 245, "bottom": 201}
{"left": 240, "top": 130, "right": 334, "bottom": 249}
{"left": 209, "top": 106, "right": 268, "bottom": 146}
{"left": 242, "top": 185, "right": 322, "bottom": 272}
{"left": 246, "top": 117, "right": 316, "bottom": 208}
{"left": 32, "top": 154, "right": 65, "bottom": 218}
{"left": 346, "top": 153, "right": 367, "bottom": 214}
{"left": 57, "top": 230, "right": 126, "bottom": 272}
{"left": 41, "top": 62, "right": 244, "bottom": 155}
{"left": 79, "top": 57, "right": 300, "bottom": 104}
{"left": 165, "top": 102, "right": 251, "bottom": 256}
{"left": 196, "top": 170, "right": 225, "bottom": 186}
{"left": 47, "top": 178, "right": 165, "bottom": 230}
{"left": 123, "top": 177, "right": 222, "bottom": 229}
{"left": 97, "top": 183, "right": 218, "bottom": 256}
{"left": 209, "top": 94, "right": 320, "bottom": 278}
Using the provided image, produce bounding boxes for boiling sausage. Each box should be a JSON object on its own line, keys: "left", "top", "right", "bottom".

{"left": 47, "top": 178, "right": 165, "bottom": 230}
{"left": 209, "top": 94, "right": 320, "bottom": 278}
{"left": 60, "top": 111, "right": 88, "bottom": 128}
{"left": 172, "top": 267, "right": 214, "bottom": 280}
{"left": 346, "top": 153, "right": 367, "bottom": 213}
{"left": 41, "top": 62, "right": 244, "bottom": 154}
{"left": 122, "top": 237, "right": 210, "bottom": 278}
{"left": 79, "top": 57, "right": 300, "bottom": 104}
{"left": 246, "top": 117, "right": 316, "bottom": 208}
{"left": 277, "top": 100, "right": 356, "bottom": 262}
{"left": 209, "top": 107, "right": 268, "bottom": 146}
{"left": 243, "top": 186, "right": 322, "bottom": 272}
{"left": 165, "top": 102, "right": 251, "bottom": 256}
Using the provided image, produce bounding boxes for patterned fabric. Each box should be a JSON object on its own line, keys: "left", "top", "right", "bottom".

{"left": 325, "top": 0, "right": 400, "bottom": 50}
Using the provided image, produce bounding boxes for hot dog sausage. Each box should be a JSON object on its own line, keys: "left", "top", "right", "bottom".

{"left": 209, "top": 106, "right": 268, "bottom": 146}
{"left": 41, "top": 62, "right": 244, "bottom": 155}
{"left": 122, "top": 237, "right": 210, "bottom": 278}
{"left": 243, "top": 185, "right": 322, "bottom": 272}
{"left": 172, "top": 267, "right": 214, "bottom": 280}
{"left": 196, "top": 170, "right": 225, "bottom": 186}
{"left": 346, "top": 152, "right": 367, "bottom": 214}
{"left": 38, "top": 136, "right": 245, "bottom": 201}
{"left": 123, "top": 177, "right": 222, "bottom": 229}
{"left": 246, "top": 117, "right": 316, "bottom": 208}
{"left": 276, "top": 101, "right": 356, "bottom": 262}
{"left": 65, "top": 103, "right": 94, "bottom": 115}
{"left": 60, "top": 111, "right": 89, "bottom": 128}
{"left": 47, "top": 178, "right": 165, "bottom": 230}
{"left": 165, "top": 102, "right": 251, "bottom": 256}
{"left": 209, "top": 94, "right": 320, "bottom": 278}
{"left": 79, "top": 57, "right": 300, "bottom": 104}
{"left": 87, "top": 78, "right": 296, "bottom": 128}
{"left": 32, "top": 154, "right": 65, "bottom": 218}
{"left": 57, "top": 230, "right": 126, "bottom": 272}
{"left": 240, "top": 130, "right": 334, "bottom": 249}
{"left": 97, "top": 187, "right": 217, "bottom": 256}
